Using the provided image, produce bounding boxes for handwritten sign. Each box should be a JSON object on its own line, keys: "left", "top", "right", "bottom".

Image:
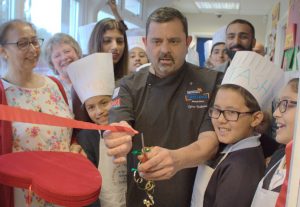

{"left": 222, "top": 51, "right": 283, "bottom": 110}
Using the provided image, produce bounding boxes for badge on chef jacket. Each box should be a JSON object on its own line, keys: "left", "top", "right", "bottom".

{"left": 185, "top": 87, "right": 210, "bottom": 109}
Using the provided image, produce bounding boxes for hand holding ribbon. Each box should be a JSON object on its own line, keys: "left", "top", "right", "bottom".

{"left": 103, "top": 121, "right": 136, "bottom": 164}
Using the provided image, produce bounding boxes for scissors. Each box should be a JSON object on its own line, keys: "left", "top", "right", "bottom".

{"left": 132, "top": 133, "right": 155, "bottom": 207}
{"left": 141, "top": 133, "right": 151, "bottom": 162}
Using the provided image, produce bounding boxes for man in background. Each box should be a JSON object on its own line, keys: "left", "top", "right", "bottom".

{"left": 214, "top": 19, "right": 256, "bottom": 73}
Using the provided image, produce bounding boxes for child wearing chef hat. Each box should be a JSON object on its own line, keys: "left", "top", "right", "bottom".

{"left": 127, "top": 36, "right": 149, "bottom": 73}
{"left": 67, "top": 53, "right": 127, "bottom": 207}
{"left": 191, "top": 51, "right": 283, "bottom": 207}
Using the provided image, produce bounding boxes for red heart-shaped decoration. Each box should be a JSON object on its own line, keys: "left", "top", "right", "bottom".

{"left": 0, "top": 151, "right": 101, "bottom": 206}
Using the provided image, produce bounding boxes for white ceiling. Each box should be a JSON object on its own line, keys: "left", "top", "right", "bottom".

{"left": 169, "top": 0, "right": 277, "bottom": 15}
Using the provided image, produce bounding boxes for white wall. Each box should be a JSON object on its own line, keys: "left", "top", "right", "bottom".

{"left": 76, "top": 0, "right": 290, "bottom": 52}
{"left": 185, "top": 13, "right": 268, "bottom": 43}
{"left": 139, "top": 3, "right": 269, "bottom": 43}
{"left": 78, "top": 0, "right": 145, "bottom": 27}
{"left": 78, "top": 1, "right": 269, "bottom": 44}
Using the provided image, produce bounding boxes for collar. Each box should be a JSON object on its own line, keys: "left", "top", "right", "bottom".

{"left": 136, "top": 63, "right": 151, "bottom": 72}
{"left": 213, "top": 60, "right": 230, "bottom": 73}
{"left": 147, "top": 62, "right": 187, "bottom": 85}
{"left": 1, "top": 79, "right": 13, "bottom": 90}
{"left": 221, "top": 134, "right": 261, "bottom": 154}
{"left": 1, "top": 77, "right": 47, "bottom": 90}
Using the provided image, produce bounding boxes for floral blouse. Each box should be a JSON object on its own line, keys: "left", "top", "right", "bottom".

{"left": 3, "top": 76, "right": 74, "bottom": 207}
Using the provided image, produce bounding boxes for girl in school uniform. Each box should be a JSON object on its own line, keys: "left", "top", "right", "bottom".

{"left": 202, "top": 84, "right": 266, "bottom": 207}
{"left": 191, "top": 51, "right": 283, "bottom": 207}
{"left": 251, "top": 78, "right": 298, "bottom": 207}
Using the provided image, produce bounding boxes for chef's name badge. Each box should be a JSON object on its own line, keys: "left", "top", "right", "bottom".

{"left": 185, "top": 88, "right": 209, "bottom": 109}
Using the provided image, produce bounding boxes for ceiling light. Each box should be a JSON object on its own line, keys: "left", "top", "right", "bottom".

{"left": 195, "top": 1, "right": 240, "bottom": 10}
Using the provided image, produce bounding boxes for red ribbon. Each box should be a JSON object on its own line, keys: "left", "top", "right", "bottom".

{"left": 0, "top": 104, "right": 137, "bottom": 134}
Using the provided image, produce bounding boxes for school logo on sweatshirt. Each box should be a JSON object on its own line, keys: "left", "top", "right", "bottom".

{"left": 111, "top": 98, "right": 121, "bottom": 108}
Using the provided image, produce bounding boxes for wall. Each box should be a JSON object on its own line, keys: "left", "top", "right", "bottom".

{"left": 185, "top": 13, "right": 268, "bottom": 43}
{"left": 78, "top": 0, "right": 145, "bottom": 27}
{"left": 80, "top": 1, "right": 268, "bottom": 44}
{"left": 141, "top": 1, "right": 269, "bottom": 43}
{"left": 264, "top": 0, "right": 290, "bottom": 68}
{"left": 265, "top": 0, "right": 289, "bottom": 37}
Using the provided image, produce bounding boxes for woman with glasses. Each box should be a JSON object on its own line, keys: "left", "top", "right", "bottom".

{"left": 192, "top": 83, "right": 266, "bottom": 207}
{"left": 251, "top": 78, "right": 298, "bottom": 207}
{"left": 0, "top": 19, "right": 76, "bottom": 206}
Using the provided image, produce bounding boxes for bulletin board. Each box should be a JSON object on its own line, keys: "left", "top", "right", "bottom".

{"left": 282, "top": 0, "right": 300, "bottom": 72}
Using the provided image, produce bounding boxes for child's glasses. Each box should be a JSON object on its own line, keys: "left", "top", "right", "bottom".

{"left": 275, "top": 99, "right": 297, "bottom": 113}
{"left": 208, "top": 107, "right": 254, "bottom": 121}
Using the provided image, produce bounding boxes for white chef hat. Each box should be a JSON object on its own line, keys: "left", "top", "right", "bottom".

{"left": 127, "top": 36, "right": 145, "bottom": 51}
{"left": 222, "top": 51, "right": 283, "bottom": 110}
{"left": 212, "top": 25, "right": 226, "bottom": 45}
{"left": 67, "top": 53, "right": 115, "bottom": 104}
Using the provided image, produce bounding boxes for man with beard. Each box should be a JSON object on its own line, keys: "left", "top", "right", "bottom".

{"left": 103, "top": 7, "right": 222, "bottom": 207}
{"left": 214, "top": 19, "right": 256, "bottom": 73}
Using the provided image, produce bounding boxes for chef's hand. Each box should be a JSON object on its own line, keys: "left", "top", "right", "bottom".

{"left": 137, "top": 146, "right": 181, "bottom": 180}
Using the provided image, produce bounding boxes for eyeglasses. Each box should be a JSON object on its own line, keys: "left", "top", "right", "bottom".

{"left": 275, "top": 99, "right": 297, "bottom": 113}
{"left": 3, "top": 38, "right": 44, "bottom": 50}
{"left": 208, "top": 107, "right": 254, "bottom": 122}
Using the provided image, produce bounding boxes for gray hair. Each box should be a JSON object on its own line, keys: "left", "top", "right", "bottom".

{"left": 43, "top": 33, "right": 82, "bottom": 69}
{"left": 0, "top": 19, "right": 36, "bottom": 69}
{"left": 0, "top": 19, "right": 36, "bottom": 45}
